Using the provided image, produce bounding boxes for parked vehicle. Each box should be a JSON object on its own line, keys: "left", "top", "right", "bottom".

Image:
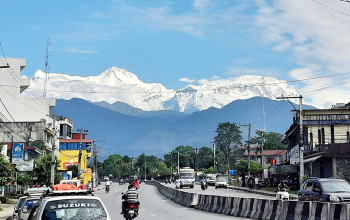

{"left": 206, "top": 174, "right": 217, "bottom": 186}
{"left": 13, "top": 196, "right": 27, "bottom": 220}
{"left": 215, "top": 176, "right": 228, "bottom": 189}
{"left": 18, "top": 197, "right": 40, "bottom": 220}
{"left": 179, "top": 167, "right": 195, "bottom": 188}
{"left": 27, "top": 189, "right": 110, "bottom": 220}
{"left": 298, "top": 177, "right": 350, "bottom": 203}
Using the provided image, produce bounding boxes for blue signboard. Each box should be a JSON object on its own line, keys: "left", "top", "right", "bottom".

{"left": 12, "top": 143, "right": 24, "bottom": 163}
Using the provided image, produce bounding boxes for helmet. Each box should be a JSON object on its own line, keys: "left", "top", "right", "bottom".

{"left": 128, "top": 184, "right": 135, "bottom": 189}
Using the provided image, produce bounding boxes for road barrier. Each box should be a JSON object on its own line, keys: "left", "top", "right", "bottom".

{"left": 148, "top": 181, "right": 350, "bottom": 219}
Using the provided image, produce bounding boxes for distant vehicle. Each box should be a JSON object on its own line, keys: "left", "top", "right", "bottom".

{"left": 59, "top": 179, "right": 81, "bottom": 187}
{"left": 119, "top": 179, "right": 126, "bottom": 185}
{"left": 215, "top": 176, "right": 228, "bottom": 189}
{"left": 129, "top": 175, "right": 138, "bottom": 184}
{"left": 206, "top": 174, "right": 217, "bottom": 186}
{"left": 179, "top": 167, "right": 195, "bottom": 188}
{"left": 27, "top": 189, "right": 110, "bottom": 220}
{"left": 13, "top": 196, "right": 27, "bottom": 220}
{"left": 18, "top": 197, "right": 40, "bottom": 220}
{"left": 298, "top": 177, "right": 350, "bottom": 203}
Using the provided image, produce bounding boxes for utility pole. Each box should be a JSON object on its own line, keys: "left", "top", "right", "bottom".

{"left": 213, "top": 142, "right": 216, "bottom": 173}
{"left": 193, "top": 148, "right": 198, "bottom": 171}
{"left": 50, "top": 113, "right": 56, "bottom": 185}
{"left": 93, "top": 142, "right": 98, "bottom": 188}
{"left": 277, "top": 95, "right": 304, "bottom": 188}
{"left": 77, "top": 129, "right": 88, "bottom": 180}
{"left": 170, "top": 153, "right": 173, "bottom": 180}
{"left": 177, "top": 150, "right": 180, "bottom": 177}
{"left": 144, "top": 156, "right": 147, "bottom": 181}
{"left": 240, "top": 123, "right": 251, "bottom": 176}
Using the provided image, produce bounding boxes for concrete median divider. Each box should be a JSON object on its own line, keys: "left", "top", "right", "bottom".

{"left": 148, "top": 181, "right": 350, "bottom": 219}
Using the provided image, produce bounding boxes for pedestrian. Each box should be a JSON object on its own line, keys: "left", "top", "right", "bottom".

{"left": 254, "top": 176, "right": 259, "bottom": 190}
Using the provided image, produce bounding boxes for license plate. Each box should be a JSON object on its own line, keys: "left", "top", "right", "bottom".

{"left": 129, "top": 210, "right": 135, "bottom": 214}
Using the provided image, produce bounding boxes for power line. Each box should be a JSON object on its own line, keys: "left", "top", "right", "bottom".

{"left": 4, "top": 70, "right": 349, "bottom": 95}
{"left": 312, "top": 0, "right": 350, "bottom": 18}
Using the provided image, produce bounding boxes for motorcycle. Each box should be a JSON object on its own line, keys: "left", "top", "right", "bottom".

{"left": 175, "top": 179, "right": 180, "bottom": 189}
{"left": 105, "top": 185, "right": 110, "bottom": 193}
{"left": 201, "top": 180, "right": 206, "bottom": 190}
{"left": 276, "top": 188, "right": 290, "bottom": 200}
{"left": 123, "top": 203, "right": 138, "bottom": 220}
{"left": 121, "top": 193, "right": 138, "bottom": 220}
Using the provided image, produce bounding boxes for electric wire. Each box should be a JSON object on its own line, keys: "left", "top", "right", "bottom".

{"left": 312, "top": 0, "right": 350, "bottom": 18}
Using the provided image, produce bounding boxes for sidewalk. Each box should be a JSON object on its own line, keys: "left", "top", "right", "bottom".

{"left": 0, "top": 202, "right": 15, "bottom": 220}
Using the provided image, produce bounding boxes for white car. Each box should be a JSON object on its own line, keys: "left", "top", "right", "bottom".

{"left": 18, "top": 197, "right": 40, "bottom": 220}
{"left": 215, "top": 176, "right": 228, "bottom": 189}
{"left": 13, "top": 196, "right": 27, "bottom": 220}
{"left": 27, "top": 189, "right": 111, "bottom": 220}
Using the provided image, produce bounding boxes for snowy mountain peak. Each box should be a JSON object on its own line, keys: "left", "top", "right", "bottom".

{"left": 24, "top": 67, "right": 297, "bottom": 113}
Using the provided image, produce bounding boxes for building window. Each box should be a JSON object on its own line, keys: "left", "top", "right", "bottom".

{"left": 318, "top": 129, "right": 321, "bottom": 145}
{"left": 321, "top": 128, "right": 325, "bottom": 145}
{"left": 331, "top": 124, "right": 335, "bottom": 143}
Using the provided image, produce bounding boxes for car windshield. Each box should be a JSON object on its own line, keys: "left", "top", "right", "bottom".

{"left": 208, "top": 177, "right": 216, "bottom": 180}
{"left": 180, "top": 173, "right": 194, "bottom": 179}
{"left": 216, "top": 178, "right": 226, "bottom": 182}
{"left": 41, "top": 198, "right": 107, "bottom": 220}
{"left": 22, "top": 198, "right": 39, "bottom": 213}
{"left": 321, "top": 180, "right": 350, "bottom": 193}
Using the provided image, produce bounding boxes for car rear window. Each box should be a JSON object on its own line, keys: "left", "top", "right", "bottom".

{"left": 41, "top": 198, "right": 107, "bottom": 220}
{"left": 321, "top": 180, "right": 350, "bottom": 193}
{"left": 22, "top": 199, "right": 39, "bottom": 213}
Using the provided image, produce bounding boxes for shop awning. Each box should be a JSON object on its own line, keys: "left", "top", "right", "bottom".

{"left": 303, "top": 155, "right": 322, "bottom": 163}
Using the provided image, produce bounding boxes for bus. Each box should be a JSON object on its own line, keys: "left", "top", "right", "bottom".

{"left": 179, "top": 167, "right": 195, "bottom": 188}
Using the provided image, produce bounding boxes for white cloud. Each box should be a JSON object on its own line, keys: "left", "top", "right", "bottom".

{"left": 193, "top": 0, "right": 212, "bottom": 11}
{"left": 179, "top": 77, "right": 196, "bottom": 83}
{"left": 255, "top": 0, "right": 350, "bottom": 108}
{"left": 63, "top": 47, "right": 97, "bottom": 54}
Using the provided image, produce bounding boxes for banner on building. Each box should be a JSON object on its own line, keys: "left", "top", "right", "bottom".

{"left": 12, "top": 143, "right": 24, "bottom": 164}
{"left": 289, "top": 145, "right": 300, "bottom": 164}
{"left": 16, "top": 159, "right": 34, "bottom": 171}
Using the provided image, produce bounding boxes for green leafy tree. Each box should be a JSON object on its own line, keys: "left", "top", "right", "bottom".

{"left": 197, "top": 147, "right": 213, "bottom": 169}
{"left": 234, "top": 160, "right": 248, "bottom": 186}
{"left": 103, "top": 154, "right": 123, "bottom": 178}
{"left": 33, "top": 154, "right": 61, "bottom": 186}
{"left": 0, "top": 157, "right": 14, "bottom": 186}
{"left": 17, "top": 174, "right": 33, "bottom": 186}
{"left": 215, "top": 122, "right": 243, "bottom": 171}
{"left": 249, "top": 161, "right": 263, "bottom": 175}
{"left": 249, "top": 132, "right": 286, "bottom": 150}
{"left": 66, "top": 165, "right": 78, "bottom": 178}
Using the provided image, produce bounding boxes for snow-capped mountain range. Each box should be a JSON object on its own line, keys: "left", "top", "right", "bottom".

{"left": 25, "top": 67, "right": 298, "bottom": 113}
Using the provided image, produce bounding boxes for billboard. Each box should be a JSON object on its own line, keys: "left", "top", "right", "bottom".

{"left": 12, "top": 143, "right": 24, "bottom": 164}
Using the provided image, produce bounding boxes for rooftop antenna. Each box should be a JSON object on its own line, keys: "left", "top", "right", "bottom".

{"left": 43, "top": 38, "right": 50, "bottom": 97}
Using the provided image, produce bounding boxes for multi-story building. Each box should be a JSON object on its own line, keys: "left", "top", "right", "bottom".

{"left": 0, "top": 58, "right": 57, "bottom": 172}
{"left": 283, "top": 103, "right": 350, "bottom": 181}
{"left": 58, "top": 121, "right": 93, "bottom": 185}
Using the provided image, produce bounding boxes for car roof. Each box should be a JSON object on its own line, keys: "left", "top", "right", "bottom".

{"left": 42, "top": 195, "right": 102, "bottom": 201}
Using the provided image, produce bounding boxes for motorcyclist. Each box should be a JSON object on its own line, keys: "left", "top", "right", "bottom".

{"left": 277, "top": 179, "right": 290, "bottom": 192}
{"left": 201, "top": 177, "right": 207, "bottom": 190}
{"left": 133, "top": 178, "right": 140, "bottom": 189}
{"left": 105, "top": 180, "right": 111, "bottom": 192}
{"left": 121, "top": 184, "right": 140, "bottom": 216}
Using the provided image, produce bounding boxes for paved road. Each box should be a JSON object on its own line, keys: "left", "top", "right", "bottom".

{"left": 95, "top": 183, "right": 248, "bottom": 220}
{"left": 163, "top": 182, "right": 275, "bottom": 199}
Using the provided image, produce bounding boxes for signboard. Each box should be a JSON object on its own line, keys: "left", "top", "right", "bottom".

{"left": 63, "top": 162, "right": 78, "bottom": 169}
{"left": 12, "top": 143, "right": 24, "bottom": 164}
{"left": 289, "top": 145, "right": 300, "bottom": 164}
{"left": 16, "top": 159, "right": 34, "bottom": 171}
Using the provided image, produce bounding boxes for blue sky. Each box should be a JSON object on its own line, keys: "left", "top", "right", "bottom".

{"left": 2, "top": 0, "right": 350, "bottom": 108}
